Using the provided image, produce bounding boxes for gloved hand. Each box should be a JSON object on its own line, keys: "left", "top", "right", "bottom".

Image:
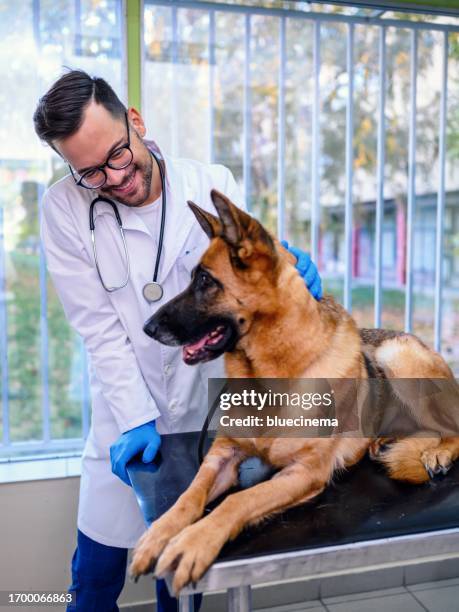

{"left": 110, "top": 419, "right": 161, "bottom": 486}
{"left": 281, "top": 240, "right": 323, "bottom": 300}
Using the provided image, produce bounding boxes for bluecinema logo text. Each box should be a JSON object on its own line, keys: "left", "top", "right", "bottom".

{"left": 219, "top": 389, "right": 334, "bottom": 411}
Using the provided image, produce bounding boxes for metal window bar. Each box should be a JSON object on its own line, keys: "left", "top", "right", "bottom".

{"left": 208, "top": 9, "right": 216, "bottom": 164}
{"left": 405, "top": 29, "right": 418, "bottom": 333}
{"left": 344, "top": 22, "right": 355, "bottom": 312}
{"left": 374, "top": 25, "right": 386, "bottom": 329}
{"left": 171, "top": 5, "right": 179, "bottom": 157}
{"left": 139, "top": 0, "right": 147, "bottom": 113}
{"left": 434, "top": 31, "right": 449, "bottom": 353}
{"left": 146, "top": 1, "right": 459, "bottom": 33}
{"left": 277, "top": 15, "right": 286, "bottom": 240}
{"left": 32, "top": 0, "right": 41, "bottom": 49}
{"left": 0, "top": 439, "right": 85, "bottom": 461}
{"left": 0, "top": 205, "right": 10, "bottom": 447}
{"left": 311, "top": 20, "right": 321, "bottom": 265}
{"left": 243, "top": 13, "right": 252, "bottom": 210}
{"left": 74, "top": 0, "right": 83, "bottom": 56}
{"left": 38, "top": 184, "right": 51, "bottom": 444}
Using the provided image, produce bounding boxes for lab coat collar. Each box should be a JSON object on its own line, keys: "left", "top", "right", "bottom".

{"left": 156, "top": 154, "right": 196, "bottom": 283}
{"left": 144, "top": 139, "right": 170, "bottom": 189}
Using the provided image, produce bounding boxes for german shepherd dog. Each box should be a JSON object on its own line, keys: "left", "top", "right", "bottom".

{"left": 130, "top": 190, "right": 459, "bottom": 593}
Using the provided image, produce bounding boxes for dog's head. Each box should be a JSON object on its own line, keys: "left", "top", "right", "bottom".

{"left": 143, "top": 189, "right": 295, "bottom": 364}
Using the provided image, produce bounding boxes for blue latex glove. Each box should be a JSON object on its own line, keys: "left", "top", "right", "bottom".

{"left": 110, "top": 419, "right": 161, "bottom": 486}
{"left": 281, "top": 240, "right": 323, "bottom": 300}
{"left": 238, "top": 456, "right": 274, "bottom": 489}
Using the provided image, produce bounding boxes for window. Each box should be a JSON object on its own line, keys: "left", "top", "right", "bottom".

{"left": 0, "top": 0, "right": 125, "bottom": 460}
{"left": 1, "top": 0, "right": 458, "bottom": 465}
{"left": 143, "top": 1, "right": 459, "bottom": 374}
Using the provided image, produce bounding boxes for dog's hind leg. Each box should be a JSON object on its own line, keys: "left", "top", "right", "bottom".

{"left": 368, "top": 437, "right": 398, "bottom": 460}
{"left": 130, "top": 437, "right": 246, "bottom": 578}
{"left": 376, "top": 433, "right": 442, "bottom": 483}
{"left": 371, "top": 337, "right": 459, "bottom": 482}
{"left": 421, "top": 437, "right": 459, "bottom": 478}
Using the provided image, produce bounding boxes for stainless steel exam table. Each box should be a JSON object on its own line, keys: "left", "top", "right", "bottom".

{"left": 128, "top": 432, "right": 459, "bottom": 612}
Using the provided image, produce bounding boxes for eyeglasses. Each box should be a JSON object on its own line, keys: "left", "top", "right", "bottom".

{"left": 69, "top": 113, "right": 133, "bottom": 190}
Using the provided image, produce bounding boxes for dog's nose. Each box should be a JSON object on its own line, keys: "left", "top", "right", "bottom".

{"left": 143, "top": 316, "right": 159, "bottom": 339}
{"left": 143, "top": 311, "right": 170, "bottom": 339}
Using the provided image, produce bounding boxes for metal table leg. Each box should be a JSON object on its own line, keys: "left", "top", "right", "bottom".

{"left": 178, "top": 594, "right": 194, "bottom": 612}
{"left": 227, "top": 585, "right": 252, "bottom": 612}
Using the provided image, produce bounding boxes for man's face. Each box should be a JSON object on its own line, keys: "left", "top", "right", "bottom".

{"left": 54, "top": 101, "right": 153, "bottom": 207}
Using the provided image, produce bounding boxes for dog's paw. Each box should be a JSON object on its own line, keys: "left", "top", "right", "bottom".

{"left": 155, "top": 522, "right": 224, "bottom": 595}
{"left": 369, "top": 437, "right": 396, "bottom": 460}
{"left": 129, "top": 520, "right": 178, "bottom": 579}
{"left": 421, "top": 447, "right": 453, "bottom": 479}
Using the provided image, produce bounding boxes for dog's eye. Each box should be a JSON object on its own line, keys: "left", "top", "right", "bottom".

{"left": 197, "top": 271, "right": 213, "bottom": 288}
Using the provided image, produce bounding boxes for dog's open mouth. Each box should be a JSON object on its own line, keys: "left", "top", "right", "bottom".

{"left": 183, "top": 324, "right": 234, "bottom": 365}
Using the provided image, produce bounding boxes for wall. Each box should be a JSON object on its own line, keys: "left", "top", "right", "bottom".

{"left": 0, "top": 477, "right": 155, "bottom": 611}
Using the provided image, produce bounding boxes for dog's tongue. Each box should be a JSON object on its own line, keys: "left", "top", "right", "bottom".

{"left": 185, "top": 333, "right": 213, "bottom": 353}
{"left": 183, "top": 327, "right": 226, "bottom": 361}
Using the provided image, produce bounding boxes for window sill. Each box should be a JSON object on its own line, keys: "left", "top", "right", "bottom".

{"left": 0, "top": 454, "right": 82, "bottom": 484}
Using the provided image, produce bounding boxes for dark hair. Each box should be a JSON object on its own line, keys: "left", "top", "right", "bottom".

{"left": 33, "top": 69, "right": 126, "bottom": 147}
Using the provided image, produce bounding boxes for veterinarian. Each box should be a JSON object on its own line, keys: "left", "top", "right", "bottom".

{"left": 33, "top": 69, "right": 322, "bottom": 612}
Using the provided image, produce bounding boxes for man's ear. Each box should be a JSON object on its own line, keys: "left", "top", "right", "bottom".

{"left": 187, "top": 200, "right": 222, "bottom": 239}
{"left": 127, "top": 107, "right": 146, "bottom": 138}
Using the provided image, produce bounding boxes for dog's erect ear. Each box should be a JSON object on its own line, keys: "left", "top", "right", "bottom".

{"left": 210, "top": 189, "right": 277, "bottom": 267}
{"left": 210, "top": 189, "right": 251, "bottom": 247}
{"left": 187, "top": 200, "right": 222, "bottom": 239}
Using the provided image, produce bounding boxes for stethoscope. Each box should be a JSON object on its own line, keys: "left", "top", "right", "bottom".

{"left": 89, "top": 150, "right": 166, "bottom": 303}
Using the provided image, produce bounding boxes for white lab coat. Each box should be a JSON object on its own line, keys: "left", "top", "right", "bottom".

{"left": 41, "top": 149, "right": 244, "bottom": 548}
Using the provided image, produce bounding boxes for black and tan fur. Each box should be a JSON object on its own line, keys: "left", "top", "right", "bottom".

{"left": 130, "top": 190, "right": 459, "bottom": 593}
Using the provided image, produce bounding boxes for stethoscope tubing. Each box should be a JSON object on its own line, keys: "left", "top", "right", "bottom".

{"left": 88, "top": 150, "right": 166, "bottom": 293}
{"left": 153, "top": 153, "right": 166, "bottom": 284}
{"left": 90, "top": 196, "right": 130, "bottom": 292}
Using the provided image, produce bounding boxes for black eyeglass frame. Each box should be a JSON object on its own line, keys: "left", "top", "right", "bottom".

{"left": 68, "top": 112, "right": 133, "bottom": 190}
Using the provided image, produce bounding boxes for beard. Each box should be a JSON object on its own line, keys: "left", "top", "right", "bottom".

{"left": 100, "top": 146, "right": 153, "bottom": 207}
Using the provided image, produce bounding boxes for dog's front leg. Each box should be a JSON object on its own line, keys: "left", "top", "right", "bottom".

{"left": 156, "top": 454, "right": 332, "bottom": 594}
{"left": 130, "top": 437, "right": 246, "bottom": 578}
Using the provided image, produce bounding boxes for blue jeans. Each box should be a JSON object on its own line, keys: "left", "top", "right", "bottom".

{"left": 67, "top": 529, "right": 202, "bottom": 612}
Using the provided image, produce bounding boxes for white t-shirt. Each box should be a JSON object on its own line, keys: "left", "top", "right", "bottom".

{"left": 134, "top": 194, "right": 162, "bottom": 246}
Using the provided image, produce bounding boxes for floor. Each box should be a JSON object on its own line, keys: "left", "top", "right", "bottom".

{"left": 258, "top": 577, "right": 459, "bottom": 612}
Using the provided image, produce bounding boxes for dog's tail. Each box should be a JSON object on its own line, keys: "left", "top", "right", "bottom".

{"left": 378, "top": 437, "right": 434, "bottom": 484}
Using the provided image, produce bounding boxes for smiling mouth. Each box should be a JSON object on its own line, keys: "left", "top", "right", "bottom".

{"left": 110, "top": 169, "right": 137, "bottom": 195}
{"left": 183, "top": 324, "right": 235, "bottom": 365}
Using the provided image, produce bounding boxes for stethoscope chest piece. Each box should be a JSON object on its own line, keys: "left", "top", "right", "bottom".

{"left": 143, "top": 281, "right": 163, "bottom": 303}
